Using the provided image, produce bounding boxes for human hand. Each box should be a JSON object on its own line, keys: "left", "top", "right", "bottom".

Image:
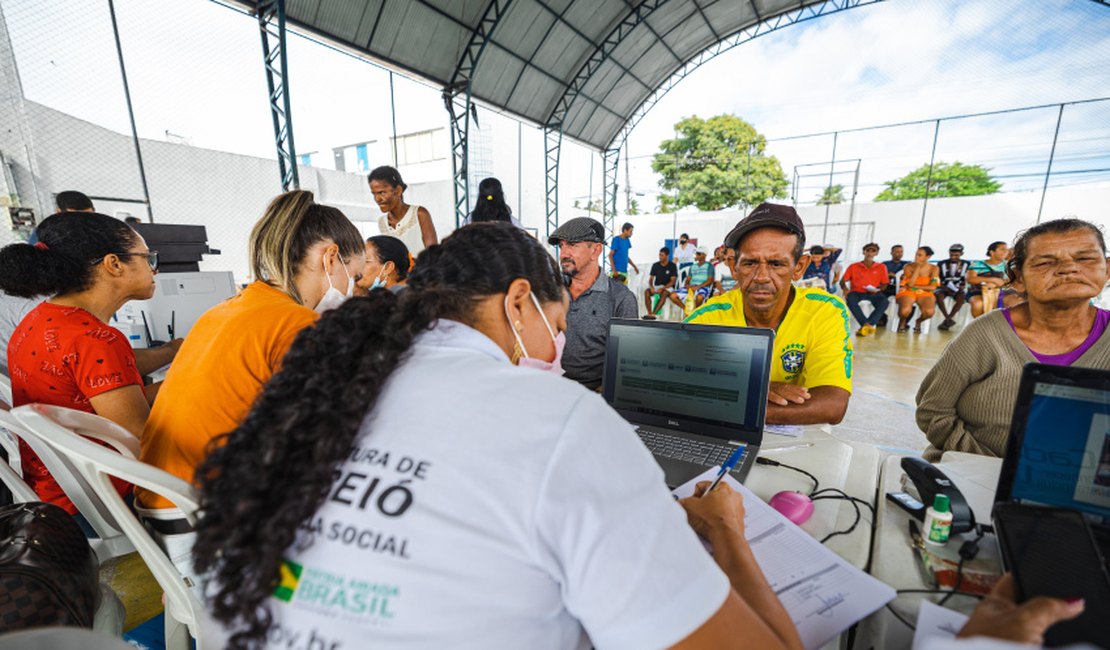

{"left": 679, "top": 480, "right": 746, "bottom": 541}
{"left": 768, "top": 382, "right": 810, "bottom": 406}
{"left": 957, "top": 574, "right": 1084, "bottom": 646}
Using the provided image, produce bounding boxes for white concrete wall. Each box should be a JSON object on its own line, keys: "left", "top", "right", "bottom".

{"left": 3, "top": 102, "right": 456, "bottom": 283}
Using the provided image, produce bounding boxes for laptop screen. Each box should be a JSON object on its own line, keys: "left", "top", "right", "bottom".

{"left": 1008, "top": 380, "right": 1110, "bottom": 528}
{"left": 603, "top": 321, "right": 770, "bottom": 434}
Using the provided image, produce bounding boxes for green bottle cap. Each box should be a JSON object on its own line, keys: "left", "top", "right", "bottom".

{"left": 932, "top": 493, "right": 950, "bottom": 513}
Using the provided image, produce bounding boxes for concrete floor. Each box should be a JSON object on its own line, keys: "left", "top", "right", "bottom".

{"left": 832, "top": 320, "right": 954, "bottom": 455}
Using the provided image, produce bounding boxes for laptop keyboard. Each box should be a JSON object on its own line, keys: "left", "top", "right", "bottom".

{"left": 635, "top": 427, "right": 746, "bottom": 469}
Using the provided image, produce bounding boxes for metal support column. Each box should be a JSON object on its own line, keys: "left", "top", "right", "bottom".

{"left": 821, "top": 132, "right": 838, "bottom": 242}
{"left": 1036, "top": 103, "right": 1065, "bottom": 224}
{"left": 389, "top": 71, "right": 399, "bottom": 166}
{"left": 443, "top": 0, "right": 513, "bottom": 228}
{"left": 544, "top": 126, "right": 562, "bottom": 241}
{"left": 602, "top": 147, "right": 620, "bottom": 269}
{"left": 107, "top": 0, "right": 153, "bottom": 221}
{"left": 257, "top": 0, "right": 298, "bottom": 191}
{"left": 915, "top": 120, "right": 941, "bottom": 249}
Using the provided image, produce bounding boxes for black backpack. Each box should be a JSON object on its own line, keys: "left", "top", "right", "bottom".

{"left": 0, "top": 502, "right": 99, "bottom": 631}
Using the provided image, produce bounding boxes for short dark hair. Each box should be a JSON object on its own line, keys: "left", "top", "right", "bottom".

{"left": 366, "top": 235, "right": 412, "bottom": 281}
{"left": 1008, "top": 218, "right": 1106, "bottom": 283}
{"left": 124, "top": 216, "right": 141, "bottom": 226}
{"left": 987, "top": 240, "right": 1007, "bottom": 255}
{"left": 55, "top": 190, "right": 93, "bottom": 212}
{"left": 659, "top": 247, "right": 670, "bottom": 254}
{"left": 367, "top": 165, "right": 407, "bottom": 191}
{"left": 863, "top": 242, "right": 879, "bottom": 251}
{"left": 809, "top": 245, "right": 825, "bottom": 255}
{"left": 621, "top": 222, "right": 633, "bottom": 232}
{"left": 919, "top": 246, "right": 935, "bottom": 257}
{"left": 0, "top": 212, "right": 139, "bottom": 297}
{"left": 680, "top": 233, "right": 688, "bottom": 238}
{"left": 892, "top": 244, "right": 904, "bottom": 250}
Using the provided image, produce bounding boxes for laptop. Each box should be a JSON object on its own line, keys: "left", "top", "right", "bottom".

{"left": 995, "top": 363, "right": 1110, "bottom": 560}
{"left": 602, "top": 319, "right": 774, "bottom": 488}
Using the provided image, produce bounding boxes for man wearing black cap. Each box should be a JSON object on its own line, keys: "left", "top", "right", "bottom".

{"left": 686, "top": 203, "right": 852, "bottom": 425}
{"left": 548, "top": 217, "right": 638, "bottom": 390}
{"left": 935, "top": 244, "right": 970, "bottom": 330}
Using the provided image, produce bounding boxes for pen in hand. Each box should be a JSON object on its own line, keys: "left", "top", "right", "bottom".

{"left": 701, "top": 446, "right": 746, "bottom": 497}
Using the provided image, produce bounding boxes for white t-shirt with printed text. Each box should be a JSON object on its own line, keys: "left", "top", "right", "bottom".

{"left": 227, "top": 320, "right": 729, "bottom": 650}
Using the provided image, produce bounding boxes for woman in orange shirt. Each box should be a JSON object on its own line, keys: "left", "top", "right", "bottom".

{"left": 896, "top": 246, "right": 940, "bottom": 333}
{"left": 138, "top": 190, "right": 365, "bottom": 521}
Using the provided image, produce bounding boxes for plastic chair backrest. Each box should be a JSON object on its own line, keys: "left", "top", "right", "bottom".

{"left": 0, "top": 413, "right": 36, "bottom": 503}
{"left": 11, "top": 404, "right": 204, "bottom": 650}
{"left": 0, "top": 407, "right": 135, "bottom": 561}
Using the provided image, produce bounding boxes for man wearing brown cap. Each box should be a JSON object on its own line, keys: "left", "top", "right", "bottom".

{"left": 685, "top": 203, "right": 853, "bottom": 425}
{"left": 548, "top": 217, "right": 638, "bottom": 390}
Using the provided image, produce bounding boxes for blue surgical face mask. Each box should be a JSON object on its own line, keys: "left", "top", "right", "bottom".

{"left": 369, "top": 273, "right": 386, "bottom": 291}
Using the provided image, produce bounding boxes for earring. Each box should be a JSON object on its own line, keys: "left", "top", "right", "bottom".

{"left": 510, "top": 341, "right": 523, "bottom": 364}
{"left": 514, "top": 320, "right": 523, "bottom": 332}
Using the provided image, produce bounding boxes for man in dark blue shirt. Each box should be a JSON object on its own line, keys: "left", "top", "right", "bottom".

{"left": 801, "top": 244, "right": 842, "bottom": 291}
{"left": 877, "top": 244, "right": 908, "bottom": 327}
{"left": 643, "top": 248, "right": 681, "bottom": 320}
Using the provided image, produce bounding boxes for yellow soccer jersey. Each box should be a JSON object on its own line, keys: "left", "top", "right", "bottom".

{"left": 685, "top": 287, "right": 853, "bottom": 392}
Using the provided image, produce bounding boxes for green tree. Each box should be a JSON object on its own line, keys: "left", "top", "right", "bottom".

{"left": 816, "top": 184, "right": 845, "bottom": 205}
{"left": 875, "top": 162, "right": 1001, "bottom": 201}
{"left": 651, "top": 115, "right": 788, "bottom": 211}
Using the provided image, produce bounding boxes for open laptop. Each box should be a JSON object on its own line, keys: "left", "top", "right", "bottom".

{"left": 602, "top": 319, "right": 773, "bottom": 488}
{"left": 995, "top": 363, "right": 1110, "bottom": 559}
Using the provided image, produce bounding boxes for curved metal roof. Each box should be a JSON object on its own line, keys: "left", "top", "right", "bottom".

{"left": 246, "top": 0, "right": 875, "bottom": 150}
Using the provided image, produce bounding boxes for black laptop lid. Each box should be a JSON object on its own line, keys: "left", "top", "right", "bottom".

{"left": 996, "top": 363, "right": 1110, "bottom": 532}
{"left": 601, "top": 319, "right": 774, "bottom": 445}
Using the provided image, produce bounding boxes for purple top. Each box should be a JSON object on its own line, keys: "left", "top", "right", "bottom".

{"left": 1003, "top": 307, "right": 1110, "bottom": 366}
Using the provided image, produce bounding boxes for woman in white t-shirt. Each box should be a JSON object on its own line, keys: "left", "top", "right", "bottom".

{"left": 370, "top": 165, "right": 438, "bottom": 255}
{"left": 193, "top": 223, "right": 801, "bottom": 650}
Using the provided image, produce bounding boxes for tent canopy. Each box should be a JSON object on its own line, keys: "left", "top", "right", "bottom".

{"left": 238, "top": 0, "right": 846, "bottom": 150}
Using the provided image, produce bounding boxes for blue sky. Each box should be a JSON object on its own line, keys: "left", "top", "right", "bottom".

{"left": 3, "top": 0, "right": 1109, "bottom": 211}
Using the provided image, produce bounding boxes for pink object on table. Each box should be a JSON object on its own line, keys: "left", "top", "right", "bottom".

{"left": 769, "top": 491, "right": 815, "bottom": 525}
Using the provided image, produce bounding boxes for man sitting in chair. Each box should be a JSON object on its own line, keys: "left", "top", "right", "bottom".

{"left": 686, "top": 204, "right": 853, "bottom": 425}
{"left": 642, "top": 248, "right": 682, "bottom": 320}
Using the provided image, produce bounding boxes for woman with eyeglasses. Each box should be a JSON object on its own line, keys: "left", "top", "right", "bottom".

{"left": 0, "top": 211, "right": 161, "bottom": 519}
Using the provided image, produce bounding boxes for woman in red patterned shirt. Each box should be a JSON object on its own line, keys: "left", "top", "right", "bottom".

{"left": 0, "top": 211, "right": 157, "bottom": 515}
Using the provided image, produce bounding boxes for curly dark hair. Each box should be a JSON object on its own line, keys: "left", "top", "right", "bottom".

{"left": 1008, "top": 218, "right": 1106, "bottom": 283}
{"left": 192, "top": 222, "right": 564, "bottom": 649}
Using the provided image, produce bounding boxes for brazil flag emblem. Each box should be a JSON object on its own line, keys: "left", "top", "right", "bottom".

{"left": 273, "top": 559, "right": 303, "bottom": 602}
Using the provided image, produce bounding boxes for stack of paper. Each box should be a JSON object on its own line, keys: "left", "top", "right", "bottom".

{"left": 673, "top": 468, "right": 896, "bottom": 649}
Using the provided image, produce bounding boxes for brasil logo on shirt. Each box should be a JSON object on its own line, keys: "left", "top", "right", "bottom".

{"left": 274, "top": 559, "right": 303, "bottom": 602}
{"left": 781, "top": 343, "right": 806, "bottom": 375}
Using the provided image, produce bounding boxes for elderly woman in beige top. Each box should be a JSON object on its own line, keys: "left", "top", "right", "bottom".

{"left": 917, "top": 218, "right": 1110, "bottom": 461}
{"left": 369, "top": 165, "right": 438, "bottom": 254}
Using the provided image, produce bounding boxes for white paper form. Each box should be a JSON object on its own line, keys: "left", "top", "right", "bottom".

{"left": 674, "top": 468, "right": 896, "bottom": 649}
{"left": 911, "top": 600, "right": 969, "bottom": 650}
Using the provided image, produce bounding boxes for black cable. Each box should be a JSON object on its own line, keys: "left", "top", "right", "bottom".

{"left": 885, "top": 602, "right": 917, "bottom": 631}
{"left": 938, "top": 526, "right": 987, "bottom": 606}
{"left": 896, "top": 588, "right": 983, "bottom": 600}
{"left": 756, "top": 457, "right": 819, "bottom": 495}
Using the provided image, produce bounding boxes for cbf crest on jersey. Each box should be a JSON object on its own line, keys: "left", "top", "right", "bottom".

{"left": 781, "top": 343, "right": 806, "bottom": 375}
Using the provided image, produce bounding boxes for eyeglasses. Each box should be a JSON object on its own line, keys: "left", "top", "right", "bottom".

{"left": 94, "top": 250, "right": 159, "bottom": 271}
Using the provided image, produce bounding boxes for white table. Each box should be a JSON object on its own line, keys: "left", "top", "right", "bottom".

{"left": 746, "top": 425, "right": 882, "bottom": 570}
{"left": 856, "top": 452, "right": 1003, "bottom": 649}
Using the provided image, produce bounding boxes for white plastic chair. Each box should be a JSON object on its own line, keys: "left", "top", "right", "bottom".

{"left": 0, "top": 408, "right": 136, "bottom": 562}
{"left": 11, "top": 404, "right": 205, "bottom": 650}
{"left": 0, "top": 373, "right": 12, "bottom": 407}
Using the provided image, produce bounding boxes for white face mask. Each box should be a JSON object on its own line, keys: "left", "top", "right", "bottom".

{"left": 315, "top": 255, "right": 353, "bottom": 313}
{"left": 505, "top": 292, "right": 565, "bottom": 375}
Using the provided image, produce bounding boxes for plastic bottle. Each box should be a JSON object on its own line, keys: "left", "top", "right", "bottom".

{"left": 924, "top": 493, "right": 953, "bottom": 546}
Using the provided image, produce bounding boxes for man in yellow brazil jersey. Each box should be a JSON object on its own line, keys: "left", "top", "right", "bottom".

{"left": 686, "top": 203, "right": 853, "bottom": 425}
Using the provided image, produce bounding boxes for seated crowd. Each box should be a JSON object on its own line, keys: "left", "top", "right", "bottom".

{"left": 0, "top": 181, "right": 1101, "bottom": 648}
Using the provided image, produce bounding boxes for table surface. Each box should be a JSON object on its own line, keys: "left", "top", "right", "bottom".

{"left": 745, "top": 424, "right": 882, "bottom": 571}
{"left": 857, "top": 452, "right": 1003, "bottom": 650}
